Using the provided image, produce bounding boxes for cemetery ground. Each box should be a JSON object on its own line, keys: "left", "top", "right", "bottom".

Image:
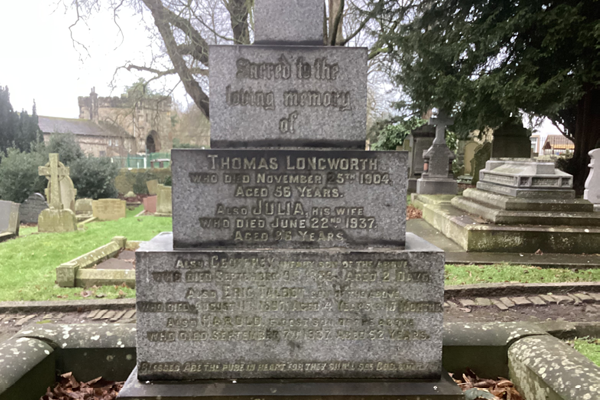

{"left": 0, "top": 206, "right": 170, "bottom": 302}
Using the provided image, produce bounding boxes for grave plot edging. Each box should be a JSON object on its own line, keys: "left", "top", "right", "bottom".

{"left": 56, "top": 236, "right": 128, "bottom": 288}
{"left": 0, "top": 337, "right": 55, "bottom": 400}
{"left": 508, "top": 335, "right": 600, "bottom": 400}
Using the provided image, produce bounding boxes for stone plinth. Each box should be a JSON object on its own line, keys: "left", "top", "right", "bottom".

{"left": 209, "top": 46, "right": 368, "bottom": 149}
{"left": 20, "top": 193, "right": 48, "bottom": 224}
{"left": 92, "top": 199, "right": 126, "bottom": 221}
{"left": 38, "top": 209, "right": 77, "bottom": 233}
{"left": 171, "top": 149, "right": 408, "bottom": 249}
{"left": 119, "top": 367, "right": 463, "bottom": 400}
{"left": 254, "top": 0, "right": 324, "bottom": 45}
{"left": 135, "top": 232, "right": 444, "bottom": 381}
{"left": 416, "top": 144, "right": 457, "bottom": 195}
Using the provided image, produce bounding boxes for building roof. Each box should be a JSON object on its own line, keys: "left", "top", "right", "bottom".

{"left": 543, "top": 134, "right": 574, "bottom": 150}
{"left": 38, "top": 116, "right": 132, "bottom": 138}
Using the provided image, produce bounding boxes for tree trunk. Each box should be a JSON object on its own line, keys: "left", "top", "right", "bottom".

{"left": 572, "top": 85, "right": 600, "bottom": 194}
{"left": 329, "top": 0, "right": 344, "bottom": 45}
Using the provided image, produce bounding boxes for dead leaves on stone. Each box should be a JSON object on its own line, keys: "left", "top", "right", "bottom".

{"left": 407, "top": 205, "right": 422, "bottom": 219}
{"left": 451, "top": 369, "right": 524, "bottom": 400}
{"left": 41, "top": 372, "right": 123, "bottom": 400}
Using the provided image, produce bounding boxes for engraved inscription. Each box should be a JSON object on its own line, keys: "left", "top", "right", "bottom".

{"left": 174, "top": 151, "right": 404, "bottom": 248}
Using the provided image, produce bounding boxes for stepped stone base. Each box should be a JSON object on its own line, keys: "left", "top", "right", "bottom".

{"left": 415, "top": 195, "right": 600, "bottom": 253}
{"left": 118, "top": 367, "right": 464, "bottom": 400}
{"left": 451, "top": 189, "right": 600, "bottom": 226}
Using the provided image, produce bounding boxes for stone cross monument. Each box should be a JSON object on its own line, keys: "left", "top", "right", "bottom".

{"left": 37, "top": 154, "right": 78, "bottom": 233}
{"left": 119, "top": 1, "right": 460, "bottom": 398}
{"left": 39, "top": 154, "right": 69, "bottom": 209}
{"left": 416, "top": 110, "right": 458, "bottom": 194}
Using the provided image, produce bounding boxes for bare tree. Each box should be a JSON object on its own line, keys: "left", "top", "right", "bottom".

{"left": 61, "top": 0, "right": 391, "bottom": 120}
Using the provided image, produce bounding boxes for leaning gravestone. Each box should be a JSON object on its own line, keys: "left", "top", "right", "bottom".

{"left": 75, "top": 199, "right": 94, "bottom": 222}
{"left": 20, "top": 193, "right": 48, "bottom": 224}
{"left": 585, "top": 148, "right": 600, "bottom": 212}
{"left": 38, "top": 154, "right": 78, "bottom": 233}
{"left": 119, "top": 1, "right": 460, "bottom": 398}
{"left": 0, "top": 200, "right": 20, "bottom": 242}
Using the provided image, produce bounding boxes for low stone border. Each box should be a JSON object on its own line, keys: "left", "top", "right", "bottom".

{"left": 445, "top": 282, "right": 600, "bottom": 299}
{"left": 0, "top": 299, "right": 135, "bottom": 313}
{"left": 509, "top": 335, "right": 600, "bottom": 400}
{"left": 1, "top": 322, "right": 599, "bottom": 400}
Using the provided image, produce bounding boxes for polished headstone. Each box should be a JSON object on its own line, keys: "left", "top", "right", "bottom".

{"left": 135, "top": 232, "right": 444, "bottom": 381}
{"left": 171, "top": 149, "right": 408, "bottom": 249}
{"left": 209, "top": 45, "right": 368, "bottom": 148}
{"left": 20, "top": 193, "right": 48, "bottom": 224}
{"left": 254, "top": 0, "right": 324, "bottom": 45}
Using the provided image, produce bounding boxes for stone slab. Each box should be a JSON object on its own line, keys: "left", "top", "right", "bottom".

{"left": 157, "top": 185, "right": 172, "bottom": 216}
{"left": 209, "top": 46, "right": 367, "bottom": 148}
{"left": 254, "top": 0, "right": 324, "bottom": 45}
{"left": 119, "top": 367, "right": 464, "bottom": 400}
{"left": 147, "top": 180, "right": 159, "bottom": 196}
{"left": 92, "top": 199, "right": 126, "bottom": 221}
{"left": 135, "top": 232, "right": 444, "bottom": 381}
{"left": 172, "top": 149, "right": 408, "bottom": 249}
{"left": 476, "top": 180, "right": 575, "bottom": 199}
{"left": 19, "top": 193, "right": 48, "bottom": 224}
{"left": 0, "top": 201, "right": 19, "bottom": 236}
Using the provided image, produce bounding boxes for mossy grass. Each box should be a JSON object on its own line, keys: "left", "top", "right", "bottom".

{"left": 569, "top": 337, "right": 600, "bottom": 367}
{"left": 0, "top": 206, "right": 170, "bottom": 301}
{"left": 445, "top": 264, "right": 600, "bottom": 286}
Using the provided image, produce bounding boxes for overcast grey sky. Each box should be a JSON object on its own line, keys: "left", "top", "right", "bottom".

{"left": 0, "top": 0, "right": 182, "bottom": 119}
{"left": 0, "top": 0, "right": 561, "bottom": 140}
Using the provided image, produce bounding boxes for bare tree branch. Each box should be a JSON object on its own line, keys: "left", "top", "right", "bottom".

{"left": 143, "top": 0, "right": 210, "bottom": 117}
{"left": 330, "top": 0, "right": 345, "bottom": 46}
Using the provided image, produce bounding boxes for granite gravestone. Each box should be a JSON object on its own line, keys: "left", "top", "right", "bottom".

{"left": 20, "top": 193, "right": 48, "bottom": 224}
{"left": 585, "top": 149, "right": 600, "bottom": 212}
{"left": 120, "top": 1, "right": 459, "bottom": 399}
{"left": 0, "top": 200, "right": 20, "bottom": 242}
{"left": 416, "top": 111, "right": 458, "bottom": 194}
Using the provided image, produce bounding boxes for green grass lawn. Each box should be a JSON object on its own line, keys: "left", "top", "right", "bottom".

{"left": 570, "top": 338, "right": 600, "bottom": 367}
{"left": 2, "top": 215, "right": 600, "bottom": 302}
{"left": 445, "top": 264, "right": 600, "bottom": 285}
{"left": 0, "top": 206, "right": 171, "bottom": 301}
